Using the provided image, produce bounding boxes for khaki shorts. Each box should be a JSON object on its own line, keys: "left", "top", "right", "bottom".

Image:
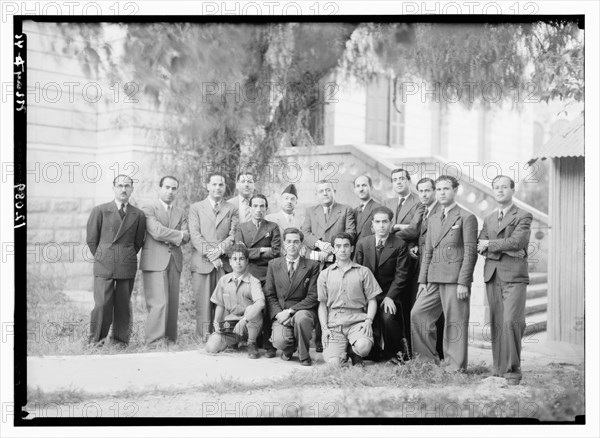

{"left": 322, "top": 310, "right": 373, "bottom": 361}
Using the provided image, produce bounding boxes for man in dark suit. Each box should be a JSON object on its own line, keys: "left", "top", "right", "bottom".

{"left": 353, "top": 175, "right": 382, "bottom": 242}
{"left": 86, "top": 174, "right": 146, "bottom": 346}
{"left": 301, "top": 179, "right": 356, "bottom": 352}
{"left": 264, "top": 228, "right": 320, "bottom": 366}
{"left": 478, "top": 175, "right": 533, "bottom": 385}
{"left": 235, "top": 194, "right": 281, "bottom": 357}
{"left": 354, "top": 206, "right": 410, "bottom": 363}
{"left": 410, "top": 177, "right": 445, "bottom": 360}
{"left": 412, "top": 175, "right": 478, "bottom": 371}
{"left": 189, "top": 172, "right": 238, "bottom": 342}
{"left": 383, "top": 168, "right": 425, "bottom": 354}
{"left": 140, "top": 176, "right": 190, "bottom": 345}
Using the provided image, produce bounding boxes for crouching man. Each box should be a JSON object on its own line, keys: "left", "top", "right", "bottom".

{"left": 205, "top": 243, "right": 265, "bottom": 359}
{"left": 317, "top": 232, "right": 382, "bottom": 367}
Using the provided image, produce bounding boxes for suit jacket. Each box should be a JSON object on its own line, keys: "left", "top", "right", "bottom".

{"left": 418, "top": 205, "right": 478, "bottom": 286}
{"left": 384, "top": 192, "right": 425, "bottom": 243}
{"left": 479, "top": 205, "right": 533, "bottom": 283}
{"left": 265, "top": 210, "right": 305, "bottom": 236}
{"left": 264, "top": 256, "right": 319, "bottom": 318}
{"left": 189, "top": 198, "right": 238, "bottom": 274}
{"left": 417, "top": 201, "right": 443, "bottom": 254}
{"left": 354, "top": 234, "right": 409, "bottom": 302}
{"left": 301, "top": 202, "right": 356, "bottom": 249}
{"left": 354, "top": 198, "right": 383, "bottom": 242}
{"left": 86, "top": 201, "right": 146, "bottom": 279}
{"left": 140, "top": 199, "right": 189, "bottom": 273}
{"left": 235, "top": 219, "right": 281, "bottom": 282}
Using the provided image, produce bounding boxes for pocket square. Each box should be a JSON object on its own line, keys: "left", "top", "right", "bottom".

{"left": 451, "top": 224, "right": 460, "bottom": 229}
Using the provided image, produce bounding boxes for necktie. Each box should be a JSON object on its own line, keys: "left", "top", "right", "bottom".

{"left": 324, "top": 206, "right": 330, "bottom": 223}
{"left": 396, "top": 197, "right": 405, "bottom": 222}
{"left": 166, "top": 205, "right": 172, "bottom": 222}
{"left": 288, "top": 260, "right": 295, "bottom": 280}
{"left": 287, "top": 213, "right": 293, "bottom": 226}
{"left": 498, "top": 210, "right": 504, "bottom": 227}
{"left": 119, "top": 203, "right": 125, "bottom": 220}
{"left": 361, "top": 203, "right": 366, "bottom": 212}
{"left": 213, "top": 201, "right": 220, "bottom": 216}
{"left": 441, "top": 210, "right": 446, "bottom": 224}
{"left": 243, "top": 198, "right": 252, "bottom": 222}
{"left": 376, "top": 239, "right": 384, "bottom": 264}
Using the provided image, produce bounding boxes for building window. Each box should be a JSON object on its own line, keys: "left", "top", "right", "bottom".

{"left": 366, "top": 75, "right": 405, "bottom": 147}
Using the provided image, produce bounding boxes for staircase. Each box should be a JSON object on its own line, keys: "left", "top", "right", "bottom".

{"left": 525, "top": 272, "right": 548, "bottom": 336}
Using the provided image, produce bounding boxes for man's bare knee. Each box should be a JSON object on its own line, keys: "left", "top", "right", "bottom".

{"left": 352, "top": 339, "right": 372, "bottom": 357}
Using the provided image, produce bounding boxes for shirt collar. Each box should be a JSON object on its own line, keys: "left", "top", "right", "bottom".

{"left": 331, "top": 261, "right": 359, "bottom": 270}
{"left": 252, "top": 218, "right": 262, "bottom": 228}
{"left": 158, "top": 198, "right": 172, "bottom": 212}
{"left": 499, "top": 203, "right": 514, "bottom": 217}
{"left": 207, "top": 197, "right": 221, "bottom": 209}
{"left": 228, "top": 272, "right": 251, "bottom": 283}
{"left": 240, "top": 194, "right": 251, "bottom": 205}
{"left": 286, "top": 256, "right": 300, "bottom": 265}
{"left": 323, "top": 202, "right": 335, "bottom": 212}
{"left": 115, "top": 199, "right": 129, "bottom": 210}
{"left": 444, "top": 203, "right": 457, "bottom": 216}
{"left": 375, "top": 235, "right": 387, "bottom": 246}
{"left": 427, "top": 200, "right": 438, "bottom": 215}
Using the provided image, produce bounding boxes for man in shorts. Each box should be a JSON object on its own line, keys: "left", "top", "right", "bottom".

{"left": 317, "top": 232, "right": 382, "bottom": 366}
{"left": 205, "top": 243, "right": 265, "bottom": 359}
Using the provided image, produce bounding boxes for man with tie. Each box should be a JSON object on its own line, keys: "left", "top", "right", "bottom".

{"left": 302, "top": 179, "right": 356, "bottom": 352}
{"left": 264, "top": 228, "right": 320, "bottom": 366}
{"left": 353, "top": 175, "right": 382, "bottom": 242}
{"left": 354, "top": 206, "right": 410, "bottom": 363}
{"left": 410, "top": 177, "right": 445, "bottom": 361}
{"left": 383, "top": 168, "right": 425, "bottom": 354}
{"left": 265, "top": 184, "right": 305, "bottom": 235}
{"left": 205, "top": 243, "right": 265, "bottom": 359}
{"left": 189, "top": 172, "right": 239, "bottom": 342}
{"left": 140, "top": 176, "right": 190, "bottom": 345}
{"left": 411, "top": 175, "right": 478, "bottom": 371}
{"left": 228, "top": 171, "right": 255, "bottom": 224}
{"left": 477, "top": 175, "right": 533, "bottom": 385}
{"left": 235, "top": 194, "right": 281, "bottom": 357}
{"left": 86, "top": 174, "right": 146, "bottom": 346}
{"left": 318, "top": 232, "right": 382, "bottom": 366}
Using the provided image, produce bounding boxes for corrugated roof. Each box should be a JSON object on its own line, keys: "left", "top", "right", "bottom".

{"left": 529, "top": 113, "right": 584, "bottom": 164}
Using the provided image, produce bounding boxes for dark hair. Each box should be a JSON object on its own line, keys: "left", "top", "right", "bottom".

{"left": 249, "top": 194, "right": 268, "bottom": 208}
{"left": 159, "top": 175, "right": 179, "bottom": 188}
{"left": 283, "top": 227, "right": 304, "bottom": 243}
{"left": 492, "top": 175, "right": 515, "bottom": 189}
{"left": 435, "top": 175, "right": 459, "bottom": 189}
{"left": 331, "top": 232, "right": 353, "bottom": 246}
{"left": 113, "top": 174, "right": 134, "bottom": 186}
{"left": 206, "top": 172, "right": 227, "bottom": 184}
{"left": 391, "top": 168, "right": 410, "bottom": 181}
{"left": 353, "top": 175, "right": 373, "bottom": 187}
{"left": 371, "top": 206, "right": 394, "bottom": 221}
{"left": 236, "top": 172, "right": 255, "bottom": 182}
{"left": 416, "top": 177, "right": 435, "bottom": 191}
{"left": 228, "top": 242, "right": 249, "bottom": 259}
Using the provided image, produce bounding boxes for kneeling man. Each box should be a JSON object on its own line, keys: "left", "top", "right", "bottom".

{"left": 205, "top": 243, "right": 265, "bottom": 359}
{"left": 318, "top": 232, "right": 382, "bottom": 366}
{"left": 264, "top": 228, "right": 320, "bottom": 366}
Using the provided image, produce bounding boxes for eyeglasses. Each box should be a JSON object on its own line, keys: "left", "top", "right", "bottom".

{"left": 116, "top": 184, "right": 133, "bottom": 190}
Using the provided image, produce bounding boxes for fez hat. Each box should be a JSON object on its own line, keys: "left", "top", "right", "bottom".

{"left": 282, "top": 184, "right": 298, "bottom": 198}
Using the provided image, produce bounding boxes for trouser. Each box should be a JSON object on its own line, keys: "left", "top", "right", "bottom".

{"left": 89, "top": 277, "right": 135, "bottom": 344}
{"left": 192, "top": 269, "right": 223, "bottom": 342}
{"left": 401, "top": 256, "right": 419, "bottom": 354}
{"left": 143, "top": 257, "right": 181, "bottom": 343}
{"left": 205, "top": 314, "right": 263, "bottom": 353}
{"left": 486, "top": 273, "right": 527, "bottom": 380}
{"left": 411, "top": 282, "right": 470, "bottom": 371}
{"left": 271, "top": 309, "right": 316, "bottom": 361}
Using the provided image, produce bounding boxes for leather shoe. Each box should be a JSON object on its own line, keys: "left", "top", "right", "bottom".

{"left": 265, "top": 348, "right": 277, "bottom": 358}
{"left": 349, "top": 352, "right": 365, "bottom": 367}
{"left": 281, "top": 352, "right": 293, "bottom": 361}
{"left": 315, "top": 344, "right": 323, "bottom": 353}
{"left": 300, "top": 357, "right": 312, "bottom": 366}
{"left": 506, "top": 377, "right": 521, "bottom": 386}
{"left": 247, "top": 342, "right": 259, "bottom": 359}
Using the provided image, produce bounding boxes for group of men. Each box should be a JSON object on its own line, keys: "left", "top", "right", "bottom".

{"left": 86, "top": 167, "right": 532, "bottom": 385}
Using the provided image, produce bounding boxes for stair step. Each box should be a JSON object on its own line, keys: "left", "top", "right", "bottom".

{"left": 526, "top": 283, "right": 548, "bottom": 300}
{"left": 525, "top": 311, "right": 547, "bottom": 336}
{"left": 525, "top": 296, "right": 547, "bottom": 316}
{"left": 529, "top": 272, "right": 548, "bottom": 285}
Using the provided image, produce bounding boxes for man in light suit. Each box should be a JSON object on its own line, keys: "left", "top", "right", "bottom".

{"left": 478, "top": 175, "right": 533, "bottom": 385}
{"left": 410, "top": 177, "right": 445, "bottom": 361}
{"left": 383, "top": 168, "right": 426, "bottom": 354}
{"left": 264, "top": 228, "right": 320, "bottom": 366}
{"left": 354, "top": 206, "right": 410, "bottom": 363}
{"left": 235, "top": 194, "right": 281, "bottom": 357}
{"left": 353, "top": 175, "right": 382, "bottom": 242}
{"left": 411, "top": 175, "right": 478, "bottom": 371}
{"left": 87, "top": 174, "right": 146, "bottom": 346}
{"left": 189, "top": 172, "right": 238, "bottom": 342}
{"left": 302, "top": 179, "right": 356, "bottom": 352}
{"left": 140, "top": 176, "right": 190, "bottom": 345}
{"left": 227, "top": 171, "right": 255, "bottom": 224}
